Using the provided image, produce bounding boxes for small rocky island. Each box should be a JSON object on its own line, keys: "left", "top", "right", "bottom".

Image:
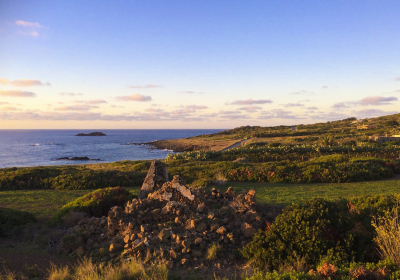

{"left": 75, "top": 132, "right": 106, "bottom": 136}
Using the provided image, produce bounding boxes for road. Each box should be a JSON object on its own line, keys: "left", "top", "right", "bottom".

{"left": 221, "top": 139, "right": 250, "bottom": 151}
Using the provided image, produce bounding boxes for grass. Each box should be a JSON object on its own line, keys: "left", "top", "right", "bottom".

{"left": 1, "top": 178, "right": 400, "bottom": 220}
{"left": 0, "top": 187, "right": 140, "bottom": 220}
{"left": 213, "top": 178, "right": 400, "bottom": 205}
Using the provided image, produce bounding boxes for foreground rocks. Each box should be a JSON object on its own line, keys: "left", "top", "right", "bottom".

{"left": 58, "top": 160, "right": 274, "bottom": 268}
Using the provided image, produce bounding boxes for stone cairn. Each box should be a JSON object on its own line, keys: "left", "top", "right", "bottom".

{"left": 59, "top": 160, "right": 267, "bottom": 268}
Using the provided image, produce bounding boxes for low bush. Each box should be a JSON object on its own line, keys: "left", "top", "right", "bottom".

{"left": 51, "top": 187, "right": 134, "bottom": 224}
{"left": 0, "top": 207, "right": 37, "bottom": 237}
{"left": 242, "top": 196, "right": 400, "bottom": 271}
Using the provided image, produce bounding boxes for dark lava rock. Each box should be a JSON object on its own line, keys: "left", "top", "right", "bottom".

{"left": 76, "top": 132, "right": 106, "bottom": 136}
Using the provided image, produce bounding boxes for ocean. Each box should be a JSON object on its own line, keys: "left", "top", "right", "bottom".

{"left": 0, "top": 129, "right": 223, "bottom": 168}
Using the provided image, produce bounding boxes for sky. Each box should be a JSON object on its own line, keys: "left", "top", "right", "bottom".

{"left": 0, "top": 0, "right": 399, "bottom": 129}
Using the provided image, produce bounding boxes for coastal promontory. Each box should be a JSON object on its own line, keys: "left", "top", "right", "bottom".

{"left": 75, "top": 132, "right": 106, "bottom": 136}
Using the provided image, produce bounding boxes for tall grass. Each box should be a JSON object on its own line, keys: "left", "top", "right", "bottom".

{"left": 372, "top": 207, "right": 400, "bottom": 264}
{"left": 46, "top": 258, "right": 168, "bottom": 280}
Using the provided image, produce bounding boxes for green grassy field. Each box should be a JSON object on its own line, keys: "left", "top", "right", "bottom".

{"left": 0, "top": 187, "right": 140, "bottom": 220}
{"left": 2, "top": 179, "right": 400, "bottom": 220}
{"left": 215, "top": 177, "right": 400, "bottom": 205}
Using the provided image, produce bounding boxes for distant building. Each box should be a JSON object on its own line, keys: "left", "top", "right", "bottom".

{"left": 292, "top": 126, "right": 297, "bottom": 131}
{"left": 357, "top": 124, "right": 377, "bottom": 130}
{"left": 369, "top": 135, "right": 400, "bottom": 144}
{"left": 351, "top": 119, "right": 361, "bottom": 124}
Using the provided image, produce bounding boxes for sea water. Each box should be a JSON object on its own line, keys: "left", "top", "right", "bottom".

{"left": 0, "top": 129, "right": 223, "bottom": 168}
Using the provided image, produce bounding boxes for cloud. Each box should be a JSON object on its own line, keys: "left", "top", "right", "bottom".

{"left": 127, "top": 85, "right": 162, "bottom": 89}
{"left": 54, "top": 105, "right": 99, "bottom": 111}
{"left": 116, "top": 94, "right": 152, "bottom": 102}
{"left": 185, "top": 105, "right": 208, "bottom": 110}
{"left": 353, "top": 109, "right": 398, "bottom": 118}
{"left": 180, "top": 91, "right": 204, "bottom": 94}
{"left": 219, "top": 110, "right": 241, "bottom": 115}
{"left": 230, "top": 99, "right": 272, "bottom": 105}
{"left": 219, "top": 114, "right": 251, "bottom": 120}
{"left": 1, "top": 106, "right": 20, "bottom": 111}
{"left": 322, "top": 86, "right": 328, "bottom": 89}
{"left": 259, "top": 109, "right": 303, "bottom": 119}
{"left": 0, "top": 101, "right": 10, "bottom": 105}
{"left": 395, "top": 77, "right": 400, "bottom": 81}
{"left": 0, "top": 90, "right": 36, "bottom": 97}
{"left": 59, "top": 92, "right": 83, "bottom": 96}
{"left": 358, "top": 96, "right": 397, "bottom": 106}
{"left": 283, "top": 103, "right": 304, "bottom": 107}
{"left": 18, "top": 31, "right": 39, "bottom": 37}
{"left": 309, "top": 111, "right": 349, "bottom": 120}
{"left": 16, "top": 20, "right": 42, "bottom": 28}
{"left": 238, "top": 106, "right": 262, "bottom": 112}
{"left": 73, "top": 99, "right": 107, "bottom": 104}
{"left": 289, "top": 90, "right": 314, "bottom": 95}
{"left": 145, "top": 108, "right": 165, "bottom": 112}
{"left": 332, "top": 102, "right": 351, "bottom": 109}
{"left": 306, "top": 106, "right": 318, "bottom": 110}
{"left": 0, "top": 78, "right": 50, "bottom": 87}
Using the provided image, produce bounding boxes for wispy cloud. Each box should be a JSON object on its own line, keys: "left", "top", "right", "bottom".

{"left": 306, "top": 106, "right": 318, "bottom": 110}
{"left": 219, "top": 110, "right": 241, "bottom": 115}
{"left": 395, "top": 77, "right": 400, "bottom": 81}
{"left": 282, "top": 103, "right": 304, "bottom": 107}
{"left": 59, "top": 92, "right": 83, "bottom": 96}
{"left": 289, "top": 90, "right": 314, "bottom": 95}
{"left": 1, "top": 106, "right": 20, "bottom": 111}
{"left": 259, "top": 109, "right": 303, "bottom": 119}
{"left": 18, "top": 31, "right": 39, "bottom": 37}
{"left": 73, "top": 99, "right": 107, "bottom": 104}
{"left": 54, "top": 105, "right": 99, "bottom": 111}
{"left": 127, "top": 85, "right": 162, "bottom": 89}
{"left": 180, "top": 91, "right": 204, "bottom": 94}
{"left": 185, "top": 105, "right": 208, "bottom": 110}
{"left": 353, "top": 109, "right": 398, "bottom": 118}
{"left": 332, "top": 102, "right": 350, "bottom": 109}
{"left": 0, "top": 90, "right": 36, "bottom": 97}
{"left": 322, "top": 86, "right": 328, "bottom": 89}
{"left": 16, "top": 20, "right": 42, "bottom": 28}
{"left": 230, "top": 99, "right": 272, "bottom": 105}
{"left": 358, "top": 96, "right": 397, "bottom": 106}
{"left": 0, "top": 78, "right": 50, "bottom": 87}
{"left": 116, "top": 94, "right": 152, "bottom": 102}
{"left": 237, "top": 106, "right": 262, "bottom": 112}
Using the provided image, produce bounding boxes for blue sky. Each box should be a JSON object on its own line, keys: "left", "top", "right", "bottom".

{"left": 0, "top": 0, "right": 399, "bottom": 129}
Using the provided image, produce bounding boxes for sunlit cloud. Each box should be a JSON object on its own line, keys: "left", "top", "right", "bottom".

{"left": 0, "top": 101, "right": 10, "bottom": 105}
{"left": 179, "top": 91, "right": 204, "bottom": 94}
{"left": 310, "top": 111, "right": 349, "bottom": 120}
{"left": 259, "top": 109, "right": 303, "bottom": 119}
{"left": 219, "top": 114, "right": 251, "bottom": 120}
{"left": 0, "top": 90, "right": 36, "bottom": 97}
{"left": 54, "top": 105, "right": 99, "bottom": 111}
{"left": 127, "top": 84, "right": 162, "bottom": 89}
{"left": 332, "top": 102, "right": 350, "bottom": 109}
{"left": 16, "top": 20, "right": 42, "bottom": 28}
{"left": 237, "top": 106, "right": 262, "bottom": 112}
{"left": 219, "top": 110, "right": 241, "bottom": 115}
{"left": 230, "top": 99, "right": 272, "bottom": 105}
{"left": 353, "top": 109, "right": 398, "bottom": 118}
{"left": 59, "top": 92, "right": 83, "bottom": 96}
{"left": 145, "top": 108, "right": 165, "bottom": 112}
{"left": 358, "top": 96, "right": 397, "bottom": 106}
{"left": 73, "top": 99, "right": 107, "bottom": 104}
{"left": 116, "top": 94, "right": 152, "bottom": 102}
{"left": 306, "top": 106, "right": 318, "bottom": 110}
{"left": 0, "top": 78, "right": 50, "bottom": 87}
{"left": 185, "top": 105, "right": 208, "bottom": 110}
{"left": 18, "top": 31, "right": 39, "bottom": 37}
{"left": 283, "top": 103, "right": 304, "bottom": 107}
{"left": 1, "top": 106, "right": 20, "bottom": 111}
{"left": 289, "top": 90, "right": 314, "bottom": 95}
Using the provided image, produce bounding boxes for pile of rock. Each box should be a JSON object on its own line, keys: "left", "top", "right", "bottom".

{"left": 58, "top": 161, "right": 268, "bottom": 268}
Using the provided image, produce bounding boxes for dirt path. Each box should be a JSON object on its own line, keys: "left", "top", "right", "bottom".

{"left": 221, "top": 139, "right": 250, "bottom": 151}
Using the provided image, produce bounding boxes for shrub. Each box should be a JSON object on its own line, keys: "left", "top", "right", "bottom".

{"left": 372, "top": 207, "right": 400, "bottom": 264}
{"left": 51, "top": 187, "right": 134, "bottom": 224}
{"left": 206, "top": 242, "right": 222, "bottom": 261}
{"left": 241, "top": 199, "right": 380, "bottom": 271}
{"left": 0, "top": 208, "right": 37, "bottom": 237}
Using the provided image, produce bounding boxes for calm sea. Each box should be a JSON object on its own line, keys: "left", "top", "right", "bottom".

{"left": 0, "top": 129, "right": 223, "bottom": 168}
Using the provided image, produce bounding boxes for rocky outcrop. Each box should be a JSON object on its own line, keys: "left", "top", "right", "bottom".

{"left": 55, "top": 157, "right": 100, "bottom": 161}
{"left": 76, "top": 132, "right": 106, "bottom": 136}
{"left": 138, "top": 160, "right": 169, "bottom": 199}
{"left": 57, "top": 163, "right": 278, "bottom": 269}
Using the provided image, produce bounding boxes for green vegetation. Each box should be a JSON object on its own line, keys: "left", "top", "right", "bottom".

{"left": 0, "top": 208, "right": 36, "bottom": 237}
{"left": 51, "top": 187, "right": 134, "bottom": 224}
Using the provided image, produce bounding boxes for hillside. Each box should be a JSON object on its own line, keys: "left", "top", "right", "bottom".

{"left": 151, "top": 113, "right": 400, "bottom": 151}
